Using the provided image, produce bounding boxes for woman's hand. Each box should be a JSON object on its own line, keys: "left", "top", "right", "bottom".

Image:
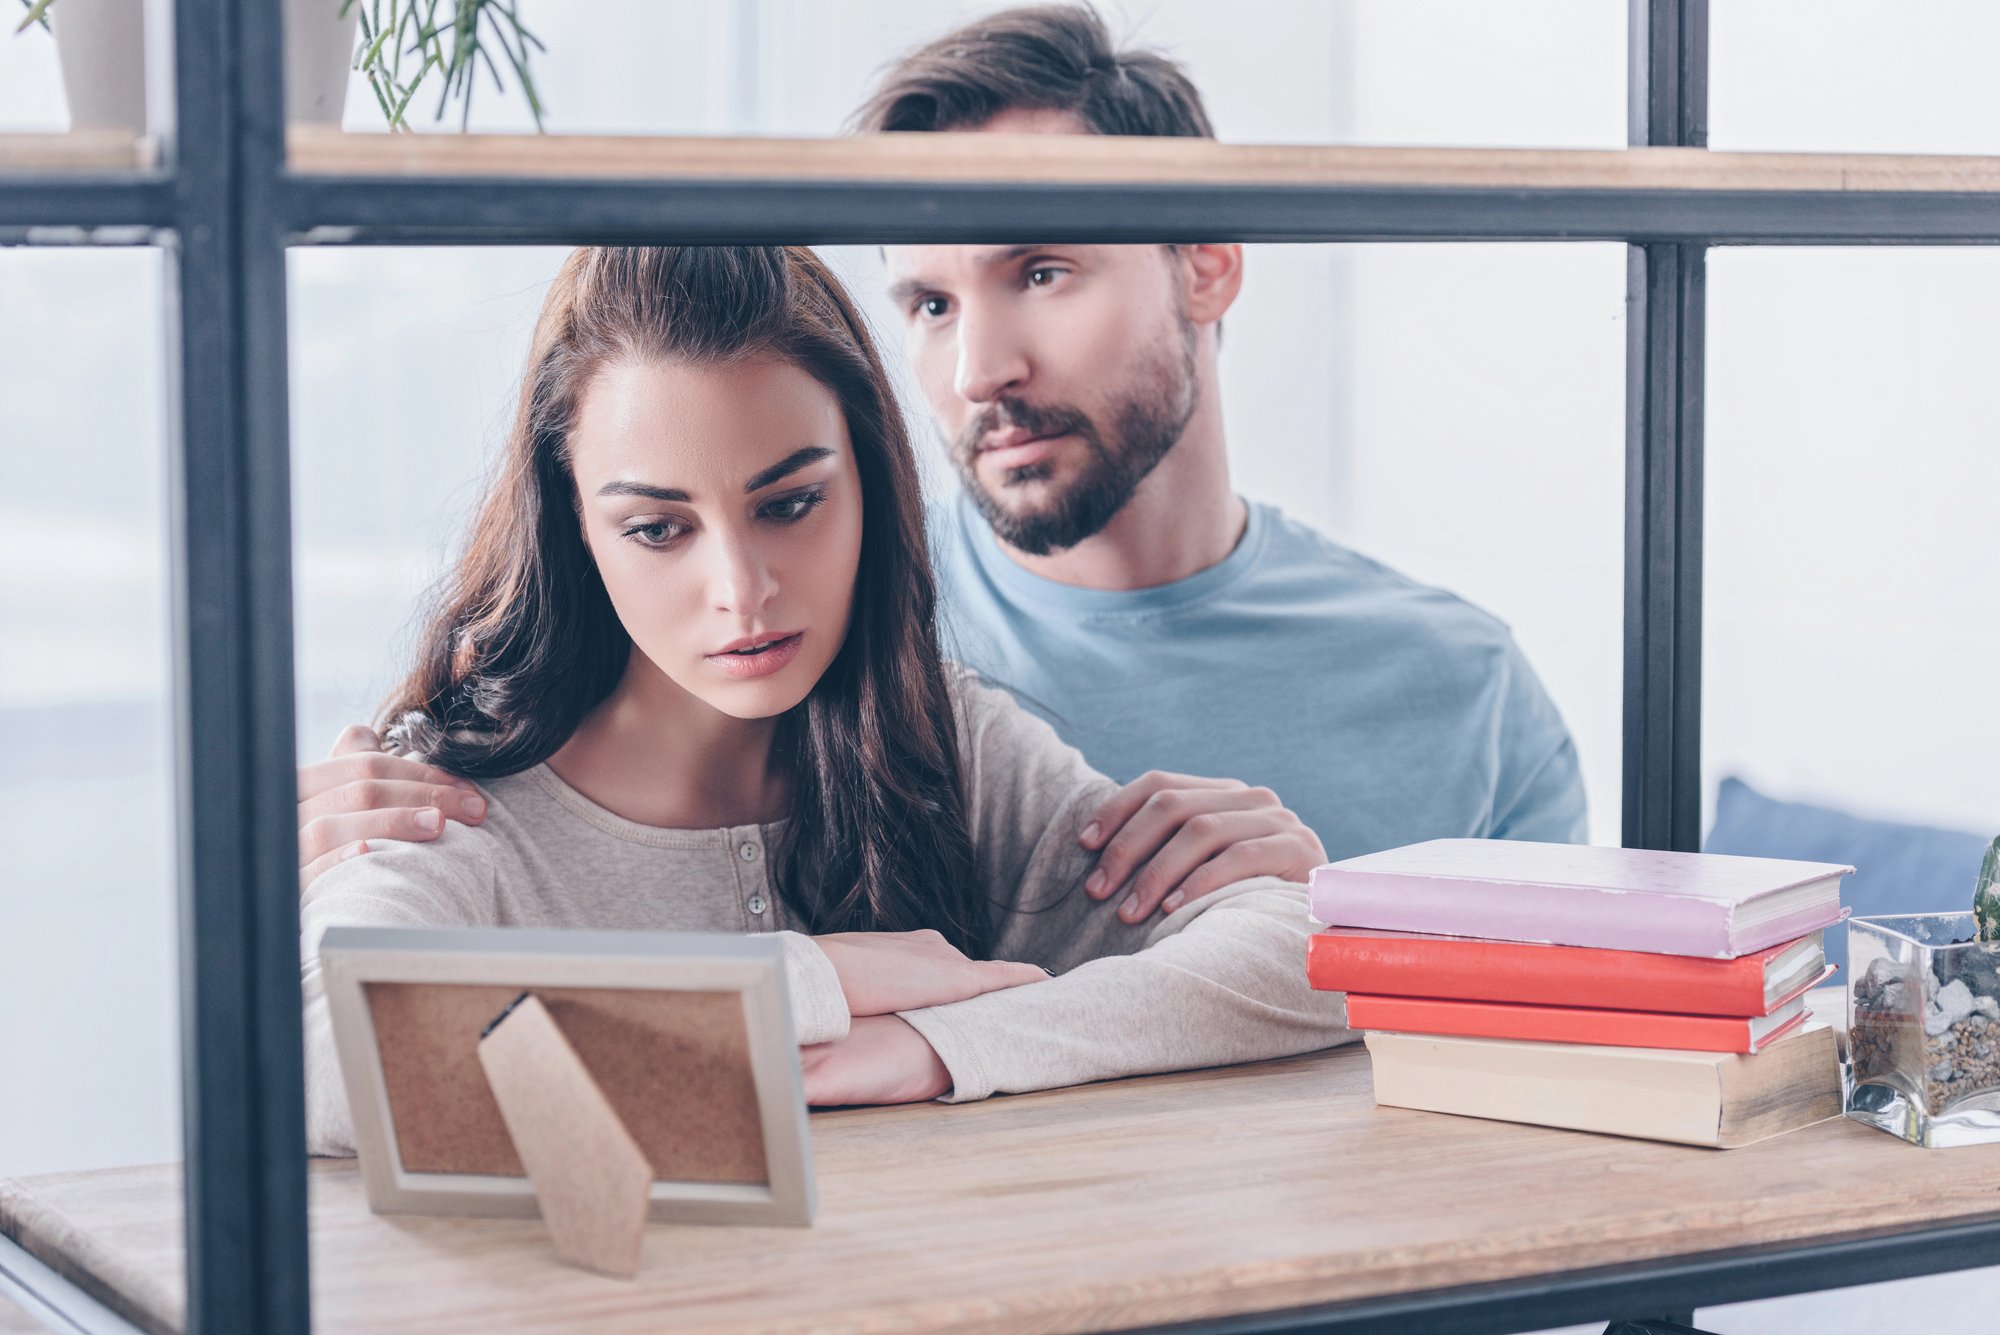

{"left": 1078, "top": 771, "right": 1328, "bottom": 924}
{"left": 813, "top": 929, "right": 1049, "bottom": 1016}
{"left": 298, "top": 725, "right": 487, "bottom": 890}
{"left": 799, "top": 1015, "right": 952, "bottom": 1106}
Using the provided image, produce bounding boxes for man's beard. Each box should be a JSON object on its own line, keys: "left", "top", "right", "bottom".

{"left": 948, "top": 319, "right": 1199, "bottom": 558}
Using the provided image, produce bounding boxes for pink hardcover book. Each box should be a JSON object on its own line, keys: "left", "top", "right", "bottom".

{"left": 1307, "top": 840, "right": 1851, "bottom": 959}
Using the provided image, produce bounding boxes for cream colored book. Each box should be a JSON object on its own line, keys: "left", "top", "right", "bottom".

{"left": 1365, "top": 990, "right": 1843, "bottom": 1149}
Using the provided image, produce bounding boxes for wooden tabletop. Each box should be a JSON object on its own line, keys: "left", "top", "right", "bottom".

{"left": 8, "top": 1022, "right": 2000, "bottom": 1335}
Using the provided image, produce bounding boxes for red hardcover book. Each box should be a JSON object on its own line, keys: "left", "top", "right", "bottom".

{"left": 1343, "top": 991, "right": 1813, "bottom": 1055}
{"left": 1309, "top": 926, "right": 1831, "bottom": 1017}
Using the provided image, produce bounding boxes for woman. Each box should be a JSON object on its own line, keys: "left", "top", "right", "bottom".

{"left": 300, "top": 246, "right": 1348, "bottom": 1152}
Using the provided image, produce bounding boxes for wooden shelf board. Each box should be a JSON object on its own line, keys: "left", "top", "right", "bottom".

{"left": 288, "top": 126, "right": 2000, "bottom": 194}
{"left": 0, "top": 132, "right": 155, "bottom": 172}
{"left": 14, "top": 127, "right": 2000, "bottom": 194}
{"left": 14, "top": 128, "right": 2000, "bottom": 194}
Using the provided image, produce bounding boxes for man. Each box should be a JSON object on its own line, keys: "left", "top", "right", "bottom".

{"left": 299, "top": 5, "right": 1584, "bottom": 918}
{"left": 862, "top": 8, "right": 1587, "bottom": 839}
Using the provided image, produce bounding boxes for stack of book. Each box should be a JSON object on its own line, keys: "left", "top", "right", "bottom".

{"left": 1308, "top": 840, "right": 1852, "bottom": 1149}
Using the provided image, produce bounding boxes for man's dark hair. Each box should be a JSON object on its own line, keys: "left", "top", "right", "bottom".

{"left": 850, "top": 5, "right": 1214, "bottom": 139}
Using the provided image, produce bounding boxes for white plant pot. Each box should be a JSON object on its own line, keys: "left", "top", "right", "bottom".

{"left": 51, "top": 0, "right": 146, "bottom": 134}
{"left": 287, "top": 0, "right": 360, "bottom": 125}
{"left": 52, "top": 0, "right": 358, "bottom": 133}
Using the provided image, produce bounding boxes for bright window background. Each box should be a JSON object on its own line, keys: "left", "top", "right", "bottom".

{"left": 1704, "top": 0, "right": 2000, "bottom": 844}
{"left": 1711, "top": 0, "right": 2000, "bottom": 155}
{"left": 324, "top": 0, "right": 1628, "bottom": 144}
{"left": 0, "top": 250, "right": 179, "bottom": 1177}
{"left": 1704, "top": 249, "right": 2000, "bottom": 835}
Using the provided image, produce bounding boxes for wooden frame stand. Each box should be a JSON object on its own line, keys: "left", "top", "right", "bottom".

{"left": 477, "top": 992, "right": 653, "bottom": 1278}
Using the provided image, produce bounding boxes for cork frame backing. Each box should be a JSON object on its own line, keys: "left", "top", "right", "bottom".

{"left": 320, "top": 926, "right": 816, "bottom": 1227}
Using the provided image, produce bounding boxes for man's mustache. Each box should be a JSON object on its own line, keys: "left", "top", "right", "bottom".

{"left": 954, "top": 398, "right": 1098, "bottom": 460}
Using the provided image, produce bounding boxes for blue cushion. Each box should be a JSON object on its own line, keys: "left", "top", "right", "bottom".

{"left": 1702, "top": 777, "right": 1993, "bottom": 974}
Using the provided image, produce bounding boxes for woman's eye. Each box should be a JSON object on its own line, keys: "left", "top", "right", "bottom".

{"left": 762, "top": 490, "right": 826, "bottom": 523}
{"left": 624, "top": 520, "right": 687, "bottom": 547}
{"left": 919, "top": 295, "right": 950, "bottom": 319}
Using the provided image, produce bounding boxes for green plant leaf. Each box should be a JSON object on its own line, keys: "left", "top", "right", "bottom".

{"left": 349, "top": 0, "right": 543, "bottom": 133}
{"left": 15, "top": 0, "right": 57, "bottom": 37}
{"left": 1976, "top": 835, "right": 2000, "bottom": 943}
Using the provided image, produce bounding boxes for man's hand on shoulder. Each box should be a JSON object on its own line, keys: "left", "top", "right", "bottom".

{"left": 298, "top": 725, "right": 487, "bottom": 891}
{"left": 1078, "top": 771, "right": 1327, "bottom": 924}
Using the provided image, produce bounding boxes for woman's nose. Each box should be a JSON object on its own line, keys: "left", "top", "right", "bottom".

{"left": 706, "top": 532, "right": 779, "bottom": 615}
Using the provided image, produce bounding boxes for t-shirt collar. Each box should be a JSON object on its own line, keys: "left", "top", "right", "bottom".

{"left": 956, "top": 488, "right": 1268, "bottom": 618}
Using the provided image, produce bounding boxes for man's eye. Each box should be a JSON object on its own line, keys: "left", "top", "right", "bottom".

{"left": 919, "top": 295, "right": 950, "bottom": 318}
{"left": 1028, "top": 267, "right": 1062, "bottom": 287}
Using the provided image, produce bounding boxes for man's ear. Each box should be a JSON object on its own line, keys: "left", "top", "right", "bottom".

{"left": 1181, "top": 244, "right": 1245, "bottom": 326}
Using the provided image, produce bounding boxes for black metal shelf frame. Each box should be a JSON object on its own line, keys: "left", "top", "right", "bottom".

{"left": 3, "top": 0, "right": 1998, "bottom": 1331}
{"left": 20, "top": 174, "right": 2000, "bottom": 244}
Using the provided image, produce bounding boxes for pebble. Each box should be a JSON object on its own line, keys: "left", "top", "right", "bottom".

{"left": 1938, "top": 979, "right": 1976, "bottom": 1024}
{"left": 1931, "top": 1058, "right": 1956, "bottom": 1082}
{"left": 1978, "top": 996, "right": 2000, "bottom": 1021}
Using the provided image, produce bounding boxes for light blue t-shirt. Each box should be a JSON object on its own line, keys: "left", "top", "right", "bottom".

{"left": 931, "top": 492, "right": 1587, "bottom": 862}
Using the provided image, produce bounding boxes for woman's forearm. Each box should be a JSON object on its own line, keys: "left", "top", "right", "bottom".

{"left": 895, "top": 878, "right": 1352, "bottom": 1102}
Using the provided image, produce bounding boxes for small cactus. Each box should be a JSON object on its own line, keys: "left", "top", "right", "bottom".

{"left": 1977, "top": 836, "right": 2000, "bottom": 943}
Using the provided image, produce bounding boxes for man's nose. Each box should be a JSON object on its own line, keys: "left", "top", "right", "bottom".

{"left": 953, "top": 309, "right": 1031, "bottom": 405}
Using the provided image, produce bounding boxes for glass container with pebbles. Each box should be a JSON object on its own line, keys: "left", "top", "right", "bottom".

{"left": 1848, "top": 912, "right": 2000, "bottom": 1147}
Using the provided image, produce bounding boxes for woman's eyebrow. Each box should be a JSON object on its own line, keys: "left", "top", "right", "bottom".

{"left": 597, "top": 481, "right": 690, "bottom": 502}
{"left": 743, "top": 446, "right": 833, "bottom": 494}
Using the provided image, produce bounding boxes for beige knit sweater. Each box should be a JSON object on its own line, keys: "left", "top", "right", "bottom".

{"left": 299, "top": 671, "right": 1353, "bottom": 1153}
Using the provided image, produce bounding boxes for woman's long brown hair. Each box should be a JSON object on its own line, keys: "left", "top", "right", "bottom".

{"left": 380, "top": 247, "right": 989, "bottom": 956}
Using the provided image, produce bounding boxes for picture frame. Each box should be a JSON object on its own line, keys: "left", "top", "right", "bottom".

{"left": 319, "top": 926, "right": 817, "bottom": 1227}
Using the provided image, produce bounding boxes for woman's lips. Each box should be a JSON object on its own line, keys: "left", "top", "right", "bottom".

{"left": 705, "top": 632, "right": 805, "bottom": 680}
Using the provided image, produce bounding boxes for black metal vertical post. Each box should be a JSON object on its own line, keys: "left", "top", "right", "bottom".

{"left": 1623, "top": 0, "right": 1708, "bottom": 854}
{"left": 168, "top": 0, "right": 310, "bottom": 1329}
